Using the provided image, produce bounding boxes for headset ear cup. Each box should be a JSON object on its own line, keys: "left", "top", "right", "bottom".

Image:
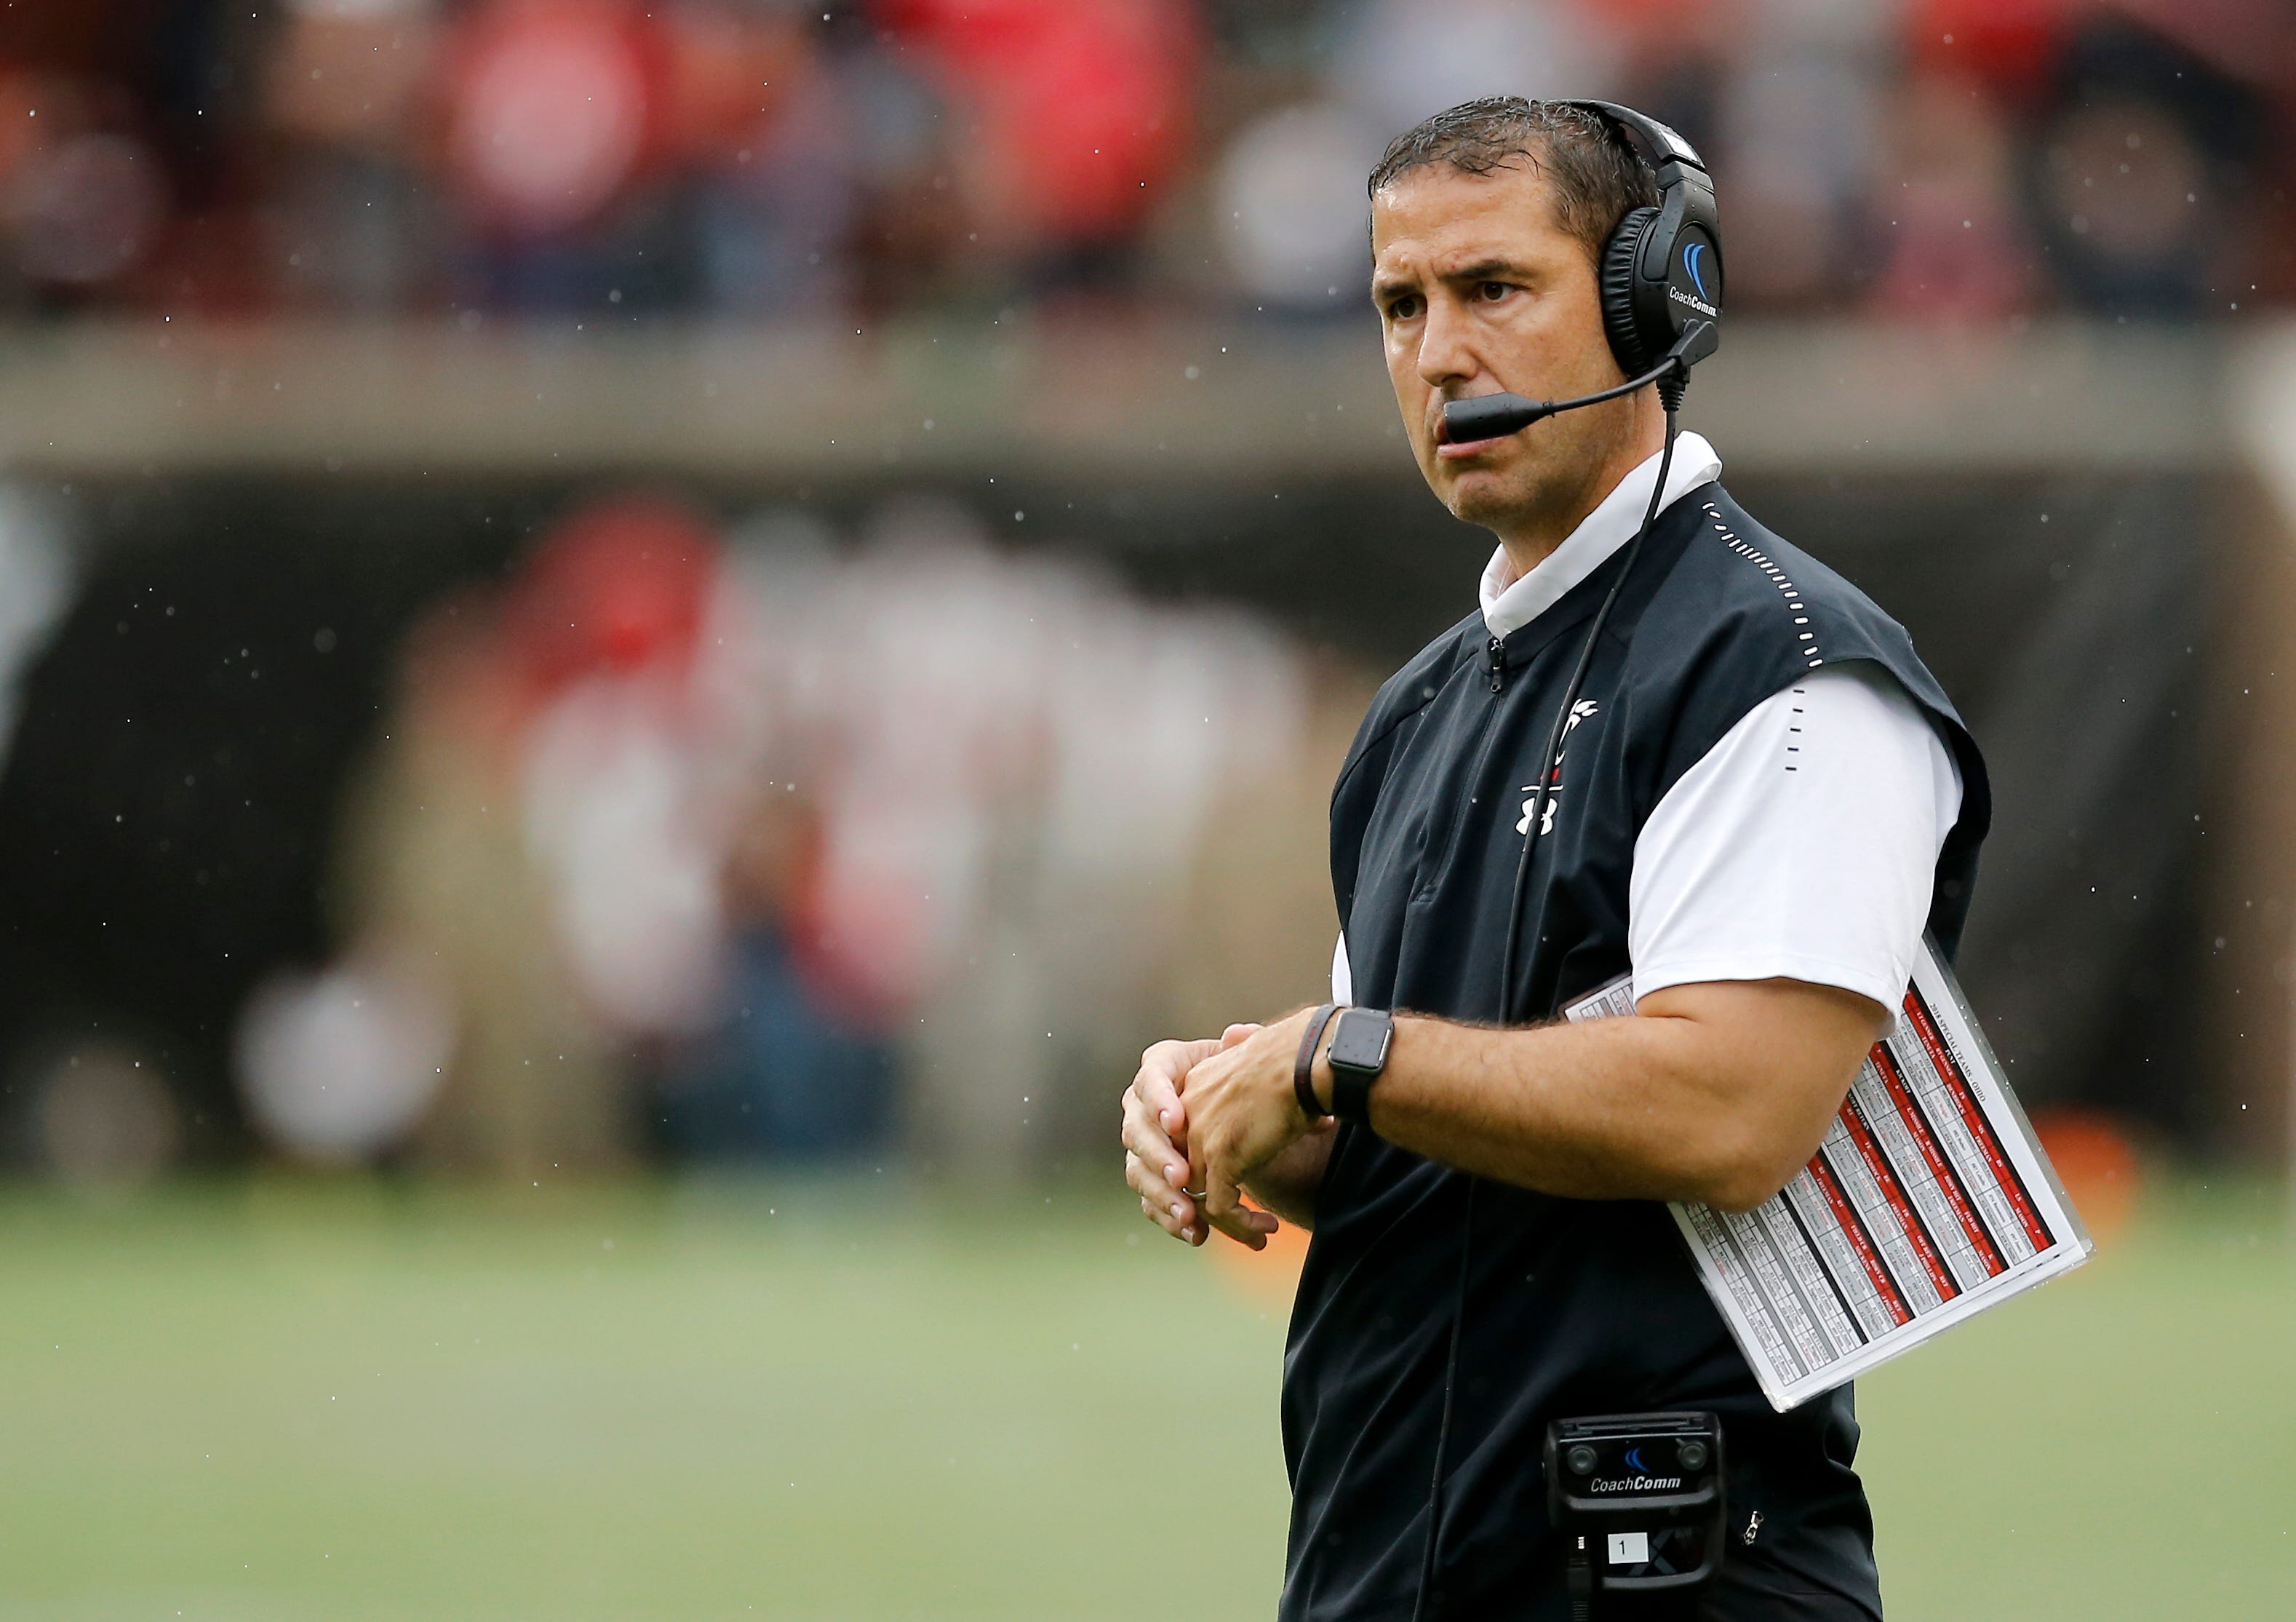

{"left": 1598, "top": 206, "right": 1659, "bottom": 378}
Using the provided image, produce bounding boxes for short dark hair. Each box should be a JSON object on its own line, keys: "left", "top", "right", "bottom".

{"left": 1367, "top": 96, "right": 1657, "bottom": 268}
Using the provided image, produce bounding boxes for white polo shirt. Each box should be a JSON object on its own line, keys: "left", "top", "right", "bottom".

{"left": 1334, "top": 432, "right": 1963, "bottom": 1027}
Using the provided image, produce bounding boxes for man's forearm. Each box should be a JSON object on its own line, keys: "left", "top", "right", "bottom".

{"left": 1334, "top": 982, "right": 1878, "bottom": 1212}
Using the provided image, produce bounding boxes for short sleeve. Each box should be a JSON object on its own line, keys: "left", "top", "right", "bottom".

{"left": 1626, "top": 662, "right": 1962, "bottom": 1029}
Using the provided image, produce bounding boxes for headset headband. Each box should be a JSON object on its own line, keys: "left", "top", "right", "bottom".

{"left": 1568, "top": 100, "right": 1709, "bottom": 181}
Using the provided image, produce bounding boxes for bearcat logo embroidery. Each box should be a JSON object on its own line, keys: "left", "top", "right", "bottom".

{"left": 1518, "top": 701, "right": 1601, "bottom": 835}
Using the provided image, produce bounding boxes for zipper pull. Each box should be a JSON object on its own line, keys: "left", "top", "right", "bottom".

{"left": 1487, "top": 635, "right": 1504, "bottom": 693}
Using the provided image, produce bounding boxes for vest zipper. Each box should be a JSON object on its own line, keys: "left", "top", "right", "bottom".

{"left": 1412, "top": 638, "right": 1514, "bottom": 904}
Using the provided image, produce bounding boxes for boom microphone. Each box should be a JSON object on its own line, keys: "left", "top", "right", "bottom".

{"left": 1442, "top": 319, "right": 1715, "bottom": 444}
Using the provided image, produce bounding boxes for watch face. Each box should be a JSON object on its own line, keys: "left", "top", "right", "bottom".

{"left": 1329, "top": 1010, "right": 1391, "bottom": 1072}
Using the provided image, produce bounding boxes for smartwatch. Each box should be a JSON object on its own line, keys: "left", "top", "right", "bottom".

{"left": 1326, "top": 1007, "right": 1394, "bottom": 1127}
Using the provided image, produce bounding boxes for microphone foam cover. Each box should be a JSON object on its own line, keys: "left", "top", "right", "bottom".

{"left": 1443, "top": 393, "right": 1549, "bottom": 442}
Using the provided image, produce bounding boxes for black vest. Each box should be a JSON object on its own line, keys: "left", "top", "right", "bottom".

{"left": 1281, "top": 485, "right": 1991, "bottom": 1621}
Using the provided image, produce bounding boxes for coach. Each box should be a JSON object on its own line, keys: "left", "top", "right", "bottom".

{"left": 1120, "top": 98, "right": 1991, "bottom": 1619}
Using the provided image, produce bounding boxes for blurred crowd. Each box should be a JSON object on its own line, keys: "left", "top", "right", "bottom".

{"left": 214, "top": 493, "right": 1337, "bottom": 1177}
{"left": 0, "top": 469, "right": 1358, "bottom": 1183}
{"left": 0, "top": 0, "right": 2289, "bottom": 325}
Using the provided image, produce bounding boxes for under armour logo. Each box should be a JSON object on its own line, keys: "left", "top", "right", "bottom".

{"left": 1516, "top": 785, "right": 1557, "bottom": 837}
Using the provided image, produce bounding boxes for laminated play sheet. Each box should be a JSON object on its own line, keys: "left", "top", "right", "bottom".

{"left": 1565, "top": 941, "right": 2092, "bottom": 1411}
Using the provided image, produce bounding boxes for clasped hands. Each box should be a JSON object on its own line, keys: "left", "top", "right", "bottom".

{"left": 1120, "top": 1006, "right": 1335, "bottom": 1249}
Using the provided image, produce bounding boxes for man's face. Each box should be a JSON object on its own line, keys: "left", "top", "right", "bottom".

{"left": 1371, "top": 161, "right": 1635, "bottom": 538}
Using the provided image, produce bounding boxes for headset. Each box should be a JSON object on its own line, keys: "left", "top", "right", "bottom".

{"left": 1413, "top": 100, "right": 1726, "bottom": 1622}
{"left": 1441, "top": 100, "right": 1723, "bottom": 448}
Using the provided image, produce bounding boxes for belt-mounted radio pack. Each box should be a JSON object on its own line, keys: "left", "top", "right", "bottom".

{"left": 1545, "top": 1412, "right": 1727, "bottom": 1618}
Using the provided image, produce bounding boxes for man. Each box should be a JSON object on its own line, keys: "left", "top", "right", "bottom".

{"left": 1119, "top": 98, "right": 1989, "bottom": 1619}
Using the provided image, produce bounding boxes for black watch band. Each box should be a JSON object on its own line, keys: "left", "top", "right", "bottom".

{"left": 1292, "top": 1003, "right": 1339, "bottom": 1121}
{"left": 1326, "top": 1007, "right": 1394, "bottom": 1127}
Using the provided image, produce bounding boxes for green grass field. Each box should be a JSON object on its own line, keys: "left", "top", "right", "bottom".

{"left": 0, "top": 1174, "right": 2288, "bottom": 1620}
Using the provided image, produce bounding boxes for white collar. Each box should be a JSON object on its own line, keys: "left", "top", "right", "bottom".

{"left": 1478, "top": 431, "right": 1723, "bottom": 640}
